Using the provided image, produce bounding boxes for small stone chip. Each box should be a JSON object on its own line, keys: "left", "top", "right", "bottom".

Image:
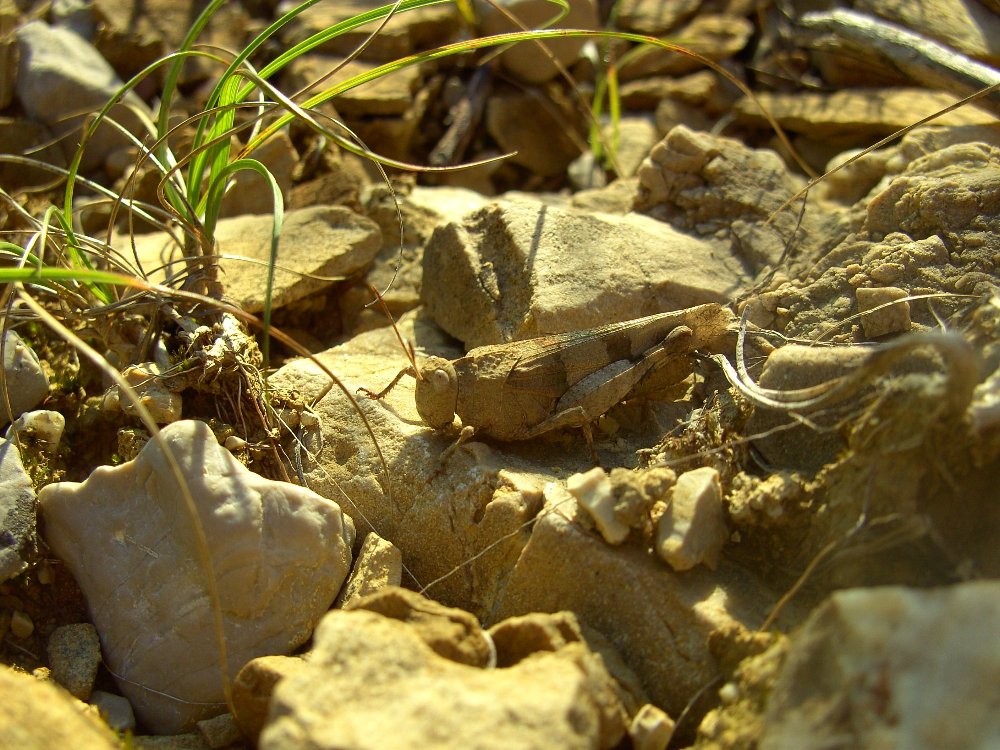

{"left": 47, "top": 623, "right": 101, "bottom": 700}
{"left": 857, "top": 286, "right": 911, "bottom": 338}
{"left": 656, "top": 467, "right": 727, "bottom": 571}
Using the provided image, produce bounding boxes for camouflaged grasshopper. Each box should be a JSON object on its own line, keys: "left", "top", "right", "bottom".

{"left": 360, "top": 303, "right": 734, "bottom": 449}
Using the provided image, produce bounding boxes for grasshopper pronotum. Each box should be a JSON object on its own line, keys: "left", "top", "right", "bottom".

{"left": 360, "top": 303, "right": 734, "bottom": 451}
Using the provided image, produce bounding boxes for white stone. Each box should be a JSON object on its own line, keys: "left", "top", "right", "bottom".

{"left": 567, "top": 467, "right": 629, "bottom": 545}
{"left": 89, "top": 691, "right": 135, "bottom": 733}
{"left": 762, "top": 582, "right": 1000, "bottom": 750}
{"left": 656, "top": 467, "right": 727, "bottom": 571}
{"left": 7, "top": 410, "right": 65, "bottom": 452}
{"left": 0, "top": 437, "right": 36, "bottom": 581}
{"left": 38, "top": 420, "right": 354, "bottom": 734}
{"left": 629, "top": 703, "right": 675, "bottom": 750}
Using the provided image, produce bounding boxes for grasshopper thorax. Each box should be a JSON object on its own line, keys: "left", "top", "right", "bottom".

{"left": 414, "top": 356, "right": 459, "bottom": 429}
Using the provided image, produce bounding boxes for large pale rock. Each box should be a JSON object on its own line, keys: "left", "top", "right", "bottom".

{"left": 132, "top": 206, "right": 381, "bottom": 314}
{"left": 421, "top": 197, "right": 747, "bottom": 347}
{"left": 261, "top": 607, "right": 626, "bottom": 750}
{"left": 283, "top": 54, "right": 426, "bottom": 117}
{"left": 620, "top": 15, "right": 753, "bottom": 80}
{"left": 476, "top": 0, "right": 599, "bottom": 84}
{"left": 762, "top": 582, "right": 1000, "bottom": 750}
{"left": 485, "top": 91, "right": 583, "bottom": 177}
{"left": 38, "top": 420, "right": 354, "bottom": 733}
{"left": 0, "top": 436, "right": 36, "bottom": 581}
{"left": 14, "top": 21, "right": 151, "bottom": 169}
{"left": 0, "top": 666, "right": 120, "bottom": 750}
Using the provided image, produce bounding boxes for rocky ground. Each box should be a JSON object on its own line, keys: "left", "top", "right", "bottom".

{"left": 1, "top": 0, "right": 999, "bottom": 748}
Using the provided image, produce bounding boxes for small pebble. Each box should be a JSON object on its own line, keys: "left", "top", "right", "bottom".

{"left": 91, "top": 690, "right": 136, "bottom": 732}
{"left": 10, "top": 609, "right": 34, "bottom": 639}
{"left": 47, "top": 622, "right": 101, "bottom": 699}
{"left": 196, "top": 712, "right": 243, "bottom": 748}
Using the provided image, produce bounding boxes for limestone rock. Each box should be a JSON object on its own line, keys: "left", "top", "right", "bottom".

{"left": 568, "top": 466, "right": 674, "bottom": 545}
{"left": 854, "top": 0, "right": 1000, "bottom": 64}
{"left": 218, "top": 130, "right": 298, "bottom": 219}
{"left": 421, "top": 197, "right": 747, "bottom": 347}
{"left": 280, "top": 0, "right": 460, "bottom": 62}
{"left": 0, "top": 436, "right": 36, "bottom": 582}
{"left": 656, "top": 466, "right": 727, "bottom": 572}
{"left": 46, "top": 623, "right": 101, "bottom": 700}
{"left": 103, "top": 363, "right": 183, "bottom": 424}
{"left": 486, "top": 91, "right": 582, "bottom": 177}
{"left": 734, "top": 88, "right": 997, "bottom": 139}
{"left": 7, "top": 410, "right": 65, "bottom": 453}
{"left": 14, "top": 21, "right": 151, "bottom": 170}
{"left": 630, "top": 704, "right": 675, "bottom": 750}
{"left": 620, "top": 15, "right": 753, "bottom": 80}
{"left": 616, "top": 0, "right": 700, "bottom": 34}
{"left": 334, "top": 531, "right": 402, "bottom": 608}
{"left": 476, "top": 0, "right": 599, "bottom": 84}
{"left": 856, "top": 286, "right": 911, "bottom": 338}
{"left": 761, "top": 582, "right": 1000, "bottom": 750}
{"left": 90, "top": 690, "right": 136, "bottom": 733}
{"left": 635, "top": 125, "right": 832, "bottom": 273}
{"left": 0, "top": 666, "right": 120, "bottom": 750}
{"left": 131, "top": 206, "right": 381, "bottom": 314}
{"left": 260, "top": 607, "right": 626, "bottom": 750}
{"left": 345, "top": 586, "right": 493, "bottom": 667}
{"left": 38, "top": 420, "right": 354, "bottom": 733}
{"left": 196, "top": 712, "right": 242, "bottom": 749}
{"left": 284, "top": 54, "right": 425, "bottom": 117}
{"left": 1, "top": 330, "right": 49, "bottom": 427}
{"left": 232, "top": 655, "right": 309, "bottom": 745}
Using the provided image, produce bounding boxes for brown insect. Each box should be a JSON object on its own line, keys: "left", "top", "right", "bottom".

{"left": 360, "top": 303, "right": 733, "bottom": 451}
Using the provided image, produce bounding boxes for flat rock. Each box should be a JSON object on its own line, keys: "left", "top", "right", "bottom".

{"left": 620, "top": 15, "right": 753, "bottom": 80}
{"left": 761, "top": 581, "right": 1000, "bottom": 750}
{"left": 854, "top": 0, "right": 1000, "bottom": 64}
{"left": 260, "top": 607, "right": 626, "bottom": 750}
{"left": 38, "top": 420, "right": 354, "bottom": 733}
{"left": 486, "top": 91, "right": 583, "bottom": 177}
{"left": 421, "top": 197, "right": 747, "bottom": 347}
{"left": 734, "top": 88, "right": 997, "bottom": 138}
{"left": 615, "top": 0, "right": 700, "bottom": 34}
{"left": 283, "top": 54, "right": 425, "bottom": 117}
{"left": 0, "top": 666, "right": 120, "bottom": 750}
{"left": 280, "top": 0, "right": 460, "bottom": 62}
{"left": 476, "top": 0, "right": 599, "bottom": 84}
{"left": 232, "top": 655, "right": 309, "bottom": 744}
{"left": 0, "top": 436, "right": 37, "bottom": 581}
{"left": 132, "top": 205, "right": 381, "bottom": 314}
{"left": 1, "top": 330, "right": 49, "bottom": 427}
{"left": 46, "top": 623, "right": 101, "bottom": 700}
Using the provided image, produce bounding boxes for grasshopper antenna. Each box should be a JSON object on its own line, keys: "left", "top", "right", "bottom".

{"left": 357, "top": 284, "right": 424, "bottom": 401}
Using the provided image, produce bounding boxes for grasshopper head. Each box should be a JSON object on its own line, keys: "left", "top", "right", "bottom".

{"left": 414, "top": 356, "right": 459, "bottom": 429}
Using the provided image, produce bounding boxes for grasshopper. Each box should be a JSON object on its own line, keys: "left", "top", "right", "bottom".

{"left": 360, "top": 303, "right": 734, "bottom": 451}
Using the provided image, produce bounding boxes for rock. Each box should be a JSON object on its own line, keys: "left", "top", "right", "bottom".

{"left": 260, "top": 607, "right": 626, "bottom": 750}
{"left": 46, "top": 623, "right": 101, "bottom": 700}
{"left": 475, "top": 0, "right": 599, "bottom": 84}
{"left": 0, "top": 665, "right": 120, "bottom": 750}
{"left": 196, "top": 712, "right": 243, "bottom": 749}
{"left": 602, "top": 114, "right": 659, "bottom": 178}
{"left": 568, "top": 466, "right": 675, "bottom": 545}
{"left": 90, "top": 690, "right": 136, "bottom": 732}
{"left": 620, "top": 15, "right": 753, "bottom": 80}
{"left": 345, "top": 586, "right": 493, "bottom": 667}
{"left": 10, "top": 609, "right": 33, "bottom": 639}
{"left": 7, "top": 410, "right": 66, "bottom": 453}
{"left": 485, "top": 90, "right": 582, "bottom": 177}
{"left": 656, "top": 466, "right": 727, "bottom": 572}
{"left": 761, "top": 581, "right": 1000, "bottom": 750}
{"left": 856, "top": 286, "right": 911, "bottom": 338}
{"left": 334, "top": 531, "right": 402, "bottom": 608}
{"left": 734, "top": 88, "right": 997, "bottom": 139}
{"left": 14, "top": 21, "right": 151, "bottom": 170}
{"left": 746, "top": 345, "right": 870, "bottom": 473}
{"left": 0, "top": 436, "right": 36, "bottom": 582}
{"left": 493, "top": 482, "right": 776, "bottom": 718}
{"left": 232, "top": 655, "right": 308, "bottom": 744}
{"left": 132, "top": 734, "right": 212, "bottom": 749}
{"left": 635, "top": 125, "right": 833, "bottom": 274}
{"left": 131, "top": 206, "right": 381, "bottom": 314}
{"left": 615, "top": 0, "right": 700, "bottom": 34}
{"left": 218, "top": 130, "right": 298, "bottom": 219}
{"left": 38, "top": 420, "right": 354, "bottom": 733}
{"left": 103, "top": 363, "right": 183, "bottom": 424}
{"left": 629, "top": 703, "right": 675, "bottom": 750}
{"left": 1, "top": 330, "right": 49, "bottom": 427}
{"left": 421, "top": 197, "right": 747, "bottom": 347}
{"left": 279, "top": 0, "right": 461, "bottom": 62}
{"left": 0, "top": 117, "right": 67, "bottom": 190}
{"left": 854, "top": 0, "right": 1000, "bottom": 64}
{"left": 283, "top": 54, "right": 425, "bottom": 117}
{"left": 619, "top": 69, "right": 720, "bottom": 112}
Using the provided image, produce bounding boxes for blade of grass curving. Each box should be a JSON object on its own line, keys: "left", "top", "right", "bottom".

{"left": 201, "top": 158, "right": 283, "bottom": 368}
